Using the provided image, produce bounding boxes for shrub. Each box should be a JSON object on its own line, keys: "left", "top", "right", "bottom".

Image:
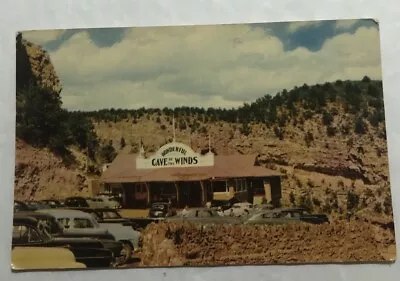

{"left": 322, "top": 111, "right": 334, "bottom": 126}
{"left": 347, "top": 191, "right": 360, "bottom": 211}
{"left": 120, "top": 137, "right": 126, "bottom": 149}
{"left": 326, "top": 125, "right": 337, "bottom": 136}
{"left": 240, "top": 123, "right": 252, "bottom": 136}
{"left": 289, "top": 191, "right": 296, "bottom": 206}
{"left": 374, "top": 202, "right": 382, "bottom": 214}
{"left": 312, "top": 197, "right": 321, "bottom": 207}
{"left": 304, "top": 131, "right": 314, "bottom": 147}
{"left": 354, "top": 117, "right": 368, "bottom": 135}
{"left": 298, "top": 194, "right": 313, "bottom": 212}
{"left": 383, "top": 194, "right": 393, "bottom": 215}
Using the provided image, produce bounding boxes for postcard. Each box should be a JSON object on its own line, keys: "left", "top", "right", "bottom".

{"left": 12, "top": 18, "right": 395, "bottom": 271}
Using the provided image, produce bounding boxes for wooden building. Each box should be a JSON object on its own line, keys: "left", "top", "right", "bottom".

{"left": 99, "top": 141, "right": 282, "bottom": 208}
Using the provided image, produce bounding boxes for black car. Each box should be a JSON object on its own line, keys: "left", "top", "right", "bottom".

{"left": 13, "top": 212, "right": 124, "bottom": 266}
{"left": 12, "top": 216, "right": 116, "bottom": 268}
{"left": 210, "top": 198, "right": 240, "bottom": 211}
{"left": 64, "top": 197, "right": 90, "bottom": 208}
{"left": 14, "top": 200, "right": 35, "bottom": 212}
{"left": 40, "top": 200, "right": 62, "bottom": 208}
{"left": 148, "top": 202, "right": 177, "bottom": 218}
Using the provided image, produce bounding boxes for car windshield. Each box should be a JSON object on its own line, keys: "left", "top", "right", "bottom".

{"left": 57, "top": 217, "right": 96, "bottom": 229}
{"left": 152, "top": 204, "right": 166, "bottom": 210}
{"left": 100, "top": 211, "right": 121, "bottom": 219}
{"left": 36, "top": 217, "right": 63, "bottom": 236}
{"left": 12, "top": 224, "right": 51, "bottom": 243}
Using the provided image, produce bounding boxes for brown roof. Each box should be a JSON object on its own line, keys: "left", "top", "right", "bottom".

{"left": 100, "top": 153, "right": 280, "bottom": 183}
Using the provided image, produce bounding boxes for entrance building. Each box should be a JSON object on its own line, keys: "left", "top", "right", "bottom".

{"left": 100, "top": 141, "right": 282, "bottom": 208}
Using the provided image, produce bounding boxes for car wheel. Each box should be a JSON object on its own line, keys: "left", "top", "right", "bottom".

{"left": 119, "top": 241, "right": 133, "bottom": 264}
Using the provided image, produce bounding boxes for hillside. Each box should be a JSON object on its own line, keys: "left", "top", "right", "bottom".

{"left": 14, "top": 34, "right": 394, "bottom": 223}
{"left": 14, "top": 34, "right": 92, "bottom": 200}
{"left": 84, "top": 78, "right": 392, "bottom": 221}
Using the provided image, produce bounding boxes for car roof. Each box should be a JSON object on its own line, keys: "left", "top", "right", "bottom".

{"left": 68, "top": 207, "right": 118, "bottom": 212}
{"left": 36, "top": 208, "right": 94, "bottom": 219}
{"left": 13, "top": 215, "right": 39, "bottom": 226}
{"left": 256, "top": 207, "right": 306, "bottom": 214}
{"left": 14, "top": 211, "right": 55, "bottom": 220}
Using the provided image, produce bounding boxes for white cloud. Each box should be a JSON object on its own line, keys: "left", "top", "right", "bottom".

{"left": 335, "top": 19, "right": 359, "bottom": 30}
{"left": 22, "top": 29, "right": 65, "bottom": 45}
{"left": 45, "top": 24, "right": 382, "bottom": 110}
{"left": 287, "top": 21, "right": 322, "bottom": 33}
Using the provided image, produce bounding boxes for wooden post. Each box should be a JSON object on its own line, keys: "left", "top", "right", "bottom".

{"left": 200, "top": 181, "right": 205, "bottom": 205}
{"left": 145, "top": 183, "right": 151, "bottom": 206}
{"left": 174, "top": 182, "right": 180, "bottom": 206}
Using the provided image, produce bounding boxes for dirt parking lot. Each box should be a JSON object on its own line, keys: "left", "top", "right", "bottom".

{"left": 138, "top": 220, "right": 396, "bottom": 267}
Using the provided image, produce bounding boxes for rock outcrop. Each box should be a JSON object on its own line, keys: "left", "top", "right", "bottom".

{"left": 14, "top": 35, "right": 89, "bottom": 200}
{"left": 16, "top": 33, "right": 62, "bottom": 93}
{"left": 140, "top": 221, "right": 396, "bottom": 267}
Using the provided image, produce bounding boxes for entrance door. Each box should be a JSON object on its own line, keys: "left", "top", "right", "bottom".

{"left": 178, "top": 181, "right": 202, "bottom": 208}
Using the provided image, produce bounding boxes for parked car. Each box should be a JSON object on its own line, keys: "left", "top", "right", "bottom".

{"left": 148, "top": 202, "right": 177, "bottom": 218}
{"left": 14, "top": 211, "right": 123, "bottom": 263}
{"left": 24, "top": 201, "right": 52, "bottom": 210}
{"left": 68, "top": 208, "right": 136, "bottom": 228}
{"left": 11, "top": 246, "right": 86, "bottom": 271}
{"left": 244, "top": 208, "right": 329, "bottom": 225}
{"left": 223, "top": 202, "right": 254, "bottom": 217}
{"left": 64, "top": 197, "right": 91, "bottom": 208}
{"left": 12, "top": 216, "right": 115, "bottom": 268}
{"left": 210, "top": 198, "right": 240, "bottom": 211}
{"left": 14, "top": 200, "right": 35, "bottom": 212}
{"left": 166, "top": 208, "right": 242, "bottom": 225}
{"left": 40, "top": 200, "right": 62, "bottom": 208}
{"left": 90, "top": 195, "right": 121, "bottom": 209}
{"left": 38, "top": 208, "right": 141, "bottom": 264}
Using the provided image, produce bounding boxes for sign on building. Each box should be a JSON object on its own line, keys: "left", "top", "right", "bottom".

{"left": 136, "top": 142, "right": 214, "bottom": 169}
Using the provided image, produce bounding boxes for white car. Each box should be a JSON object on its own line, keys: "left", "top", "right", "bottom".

{"left": 223, "top": 202, "right": 254, "bottom": 217}
{"left": 90, "top": 195, "right": 121, "bottom": 209}
{"left": 37, "top": 209, "right": 140, "bottom": 263}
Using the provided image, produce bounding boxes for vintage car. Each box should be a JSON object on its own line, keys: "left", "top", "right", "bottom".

{"left": 68, "top": 208, "right": 134, "bottom": 226}
{"left": 166, "top": 208, "right": 243, "bottom": 225}
{"left": 24, "top": 201, "right": 52, "bottom": 210}
{"left": 223, "top": 202, "right": 254, "bottom": 217}
{"left": 63, "top": 196, "right": 91, "bottom": 208}
{"left": 11, "top": 246, "right": 86, "bottom": 271}
{"left": 14, "top": 211, "right": 124, "bottom": 263}
{"left": 148, "top": 202, "right": 177, "bottom": 218}
{"left": 14, "top": 200, "right": 35, "bottom": 212}
{"left": 38, "top": 208, "right": 141, "bottom": 264}
{"left": 90, "top": 195, "right": 121, "bottom": 209}
{"left": 67, "top": 207, "right": 160, "bottom": 231}
{"left": 210, "top": 198, "right": 240, "bottom": 211}
{"left": 244, "top": 208, "right": 330, "bottom": 225}
{"left": 12, "top": 216, "right": 115, "bottom": 268}
{"left": 40, "top": 199, "right": 62, "bottom": 208}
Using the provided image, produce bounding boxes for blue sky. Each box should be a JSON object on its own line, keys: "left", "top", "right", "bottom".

{"left": 21, "top": 19, "right": 381, "bottom": 111}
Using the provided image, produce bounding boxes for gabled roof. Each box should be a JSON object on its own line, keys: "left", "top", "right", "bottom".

{"left": 100, "top": 153, "right": 280, "bottom": 183}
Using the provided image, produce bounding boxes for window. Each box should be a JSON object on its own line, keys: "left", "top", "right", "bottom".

{"left": 100, "top": 211, "right": 121, "bottom": 219}
{"left": 12, "top": 225, "right": 42, "bottom": 244}
{"left": 37, "top": 218, "right": 61, "bottom": 236}
{"left": 73, "top": 218, "right": 94, "bottom": 228}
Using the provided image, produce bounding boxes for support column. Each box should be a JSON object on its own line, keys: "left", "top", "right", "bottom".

{"left": 174, "top": 182, "right": 180, "bottom": 207}
{"left": 200, "top": 181, "right": 205, "bottom": 205}
{"left": 145, "top": 183, "right": 151, "bottom": 207}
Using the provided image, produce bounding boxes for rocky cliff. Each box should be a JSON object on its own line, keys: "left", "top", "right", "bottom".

{"left": 14, "top": 36, "right": 90, "bottom": 200}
